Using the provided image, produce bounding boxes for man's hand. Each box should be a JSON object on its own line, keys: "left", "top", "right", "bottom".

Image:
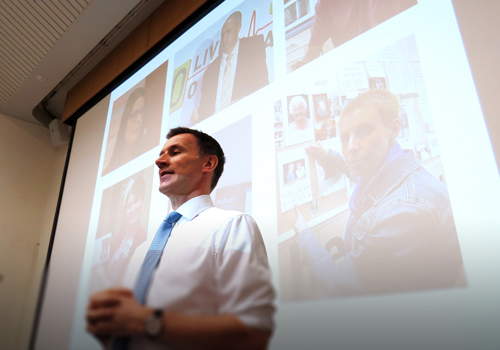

{"left": 291, "top": 44, "right": 322, "bottom": 71}
{"left": 291, "top": 59, "right": 306, "bottom": 71}
{"left": 86, "top": 288, "right": 151, "bottom": 340}
{"left": 86, "top": 288, "right": 271, "bottom": 350}
{"left": 305, "top": 143, "right": 327, "bottom": 160}
{"left": 294, "top": 206, "right": 309, "bottom": 235}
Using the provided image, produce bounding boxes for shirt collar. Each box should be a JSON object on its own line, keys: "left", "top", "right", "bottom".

{"left": 176, "top": 195, "right": 214, "bottom": 221}
{"left": 222, "top": 39, "right": 239, "bottom": 61}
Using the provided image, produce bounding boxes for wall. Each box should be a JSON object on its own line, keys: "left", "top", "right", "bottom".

{"left": 0, "top": 114, "right": 68, "bottom": 350}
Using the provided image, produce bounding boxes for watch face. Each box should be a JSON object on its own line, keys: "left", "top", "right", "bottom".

{"left": 145, "top": 312, "right": 162, "bottom": 338}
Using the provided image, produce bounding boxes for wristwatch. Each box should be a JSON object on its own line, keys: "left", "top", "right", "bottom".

{"left": 144, "top": 309, "right": 163, "bottom": 339}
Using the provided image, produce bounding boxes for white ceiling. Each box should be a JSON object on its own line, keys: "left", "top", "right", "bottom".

{"left": 0, "top": 0, "right": 165, "bottom": 126}
{"left": 0, "top": 0, "right": 93, "bottom": 108}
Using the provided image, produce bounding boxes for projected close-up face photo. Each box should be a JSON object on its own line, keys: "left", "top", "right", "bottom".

{"left": 220, "top": 14, "right": 242, "bottom": 55}
{"left": 290, "top": 97, "right": 309, "bottom": 130}
{"left": 339, "top": 105, "right": 399, "bottom": 178}
{"left": 125, "top": 95, "right": 146, "bottom": 143}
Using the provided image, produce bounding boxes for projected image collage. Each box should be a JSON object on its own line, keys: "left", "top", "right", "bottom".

{"left": 276, "top": 34, "right": 466, "bottom": 301}
{"left": 79, "top": 1, "right": 468, "bottom": 336}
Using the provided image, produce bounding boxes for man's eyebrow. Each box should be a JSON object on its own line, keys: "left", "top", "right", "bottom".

{"left": 159, "top": 144, "right": 183, "bottom": 156}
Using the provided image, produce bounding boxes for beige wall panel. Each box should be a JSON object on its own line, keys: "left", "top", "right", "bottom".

{"left": 0, "top": 114, "right": 67, "bottom": 350}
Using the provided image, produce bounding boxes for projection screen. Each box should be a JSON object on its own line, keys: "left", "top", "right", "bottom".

{"left": 35, "top": 0, "right": 500, "bottom": 349}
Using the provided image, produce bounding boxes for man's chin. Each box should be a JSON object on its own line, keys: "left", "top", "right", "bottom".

{"left": 158, "top": 185, "right": 172, "bottom": 196}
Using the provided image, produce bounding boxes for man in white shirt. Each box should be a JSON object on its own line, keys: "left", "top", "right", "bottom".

{"left": 194, "top": 11, "right": 269, "bottom": 123}
{"left": 86, "top": 127, "right": 275, "bottom": 349}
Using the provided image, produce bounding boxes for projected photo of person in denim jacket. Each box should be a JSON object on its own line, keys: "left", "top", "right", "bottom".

{"left": 293, "top": 89, "right": 465, "bottom": 297}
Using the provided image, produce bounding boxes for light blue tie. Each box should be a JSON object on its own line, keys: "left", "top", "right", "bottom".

{"left": 112, "top": 211, "right": 182, "bottom": 350}
{"left": 133, "top": 211, "right": 182, "bottom": 304}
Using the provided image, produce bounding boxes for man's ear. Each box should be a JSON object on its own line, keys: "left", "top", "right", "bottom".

{"left": 391, "top": 118, "right": 402, "bottom": 141}
{"left": 202, "top": 155, "right": 218, "bottom": 174}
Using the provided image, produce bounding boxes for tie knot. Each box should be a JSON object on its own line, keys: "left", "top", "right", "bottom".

{"left": 165, "top": 211, "right": 182, "bottom": 225}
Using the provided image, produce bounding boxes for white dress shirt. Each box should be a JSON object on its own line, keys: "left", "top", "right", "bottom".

{"left": 123, "top": 195, "right": 275, "bottom": 349}
{"left": 215, "top": 40, "right": 239, "bottom": 113}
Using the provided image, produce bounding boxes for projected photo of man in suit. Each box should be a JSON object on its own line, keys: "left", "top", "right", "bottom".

{"left": 192, "top": 11, "right": 269, "bottom": 124}
{"left": 294, "top": 89, "right": 465, "bottom": 297}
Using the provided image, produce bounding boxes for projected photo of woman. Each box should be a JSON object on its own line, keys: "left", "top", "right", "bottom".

{"left": 89, "top": 166, "right": 153, "bottom": 293}
{"left": 102, "top": 61, "right": 168, "bottom": 175}
{"left": 105, "top": 88, "right": 148, "bottom": 174}
{"left": 288, "top": 95, "right": 312, "bottom": 133}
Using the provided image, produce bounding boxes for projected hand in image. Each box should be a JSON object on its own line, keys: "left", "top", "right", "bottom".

{"left": 289, "top": 0, "right": 417, "bottom": 71}
{"left": 294, "top": 90, "right": 465, "bottom": 296}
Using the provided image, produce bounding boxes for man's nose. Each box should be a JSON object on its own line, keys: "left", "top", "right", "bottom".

{"left": 347, "top": 135, "right": 359, "bottom": 152}
{"left": 155, "top": 155, "right": 168, "bottom": 168}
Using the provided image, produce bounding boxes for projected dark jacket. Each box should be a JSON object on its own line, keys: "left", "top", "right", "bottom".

{"left": 297, "top": 149, "right": 465, "bottom": 297}
{"left": 197, "top": 35, "right": 269, "bottom": 121}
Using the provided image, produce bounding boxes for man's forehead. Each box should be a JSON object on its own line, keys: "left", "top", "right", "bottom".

{"left": 222, "top": 18, "right": 239, "bottom": 31}
{"left": 162, "top": 133, "right": 198, "bottom": 150}
{"left": 340, "top": 105, "right": 382, "bottom": 126}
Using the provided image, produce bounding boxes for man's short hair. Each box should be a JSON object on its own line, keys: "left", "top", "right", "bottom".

{"left": 167, "top": 127, "right": 226, "bottom": 191}
{"left": 341, "top": 89, "right": 400, "bottom": 126}
{"left": 225, "top": 11, "right": 242, "bottom": 26}
{"left": 289, "top": 95, "right": 308, "bottom": 112}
